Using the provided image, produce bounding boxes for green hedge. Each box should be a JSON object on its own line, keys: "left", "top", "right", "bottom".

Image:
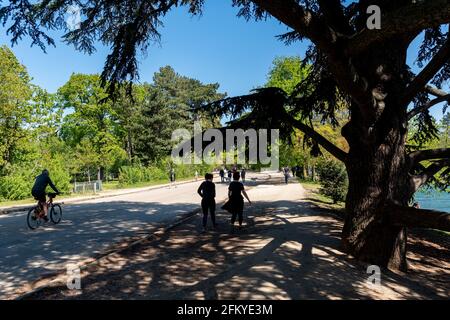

{"left": 118, "top": 159, "right": 215, "bottom": 187}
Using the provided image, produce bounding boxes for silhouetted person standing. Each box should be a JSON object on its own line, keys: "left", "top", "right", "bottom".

{"left": 219, "top": 168, "right": 225, "bottom": 182}
{"left": 169, "top": 168, "right": 176, "bottom": 188}
{"left": 227, "top": 169, "right": 232, "bottom": 183}
{"left": 241, "top": 168, "right": 246, "bottom": 183}
{"left": 283, "top": 167, "right": 290, "bottom": 184}
{"left": 197, "top": 173, "right": 216, "bottom": 232}
{"left": 223, "top": 172, "right": 251, "bottom": 230}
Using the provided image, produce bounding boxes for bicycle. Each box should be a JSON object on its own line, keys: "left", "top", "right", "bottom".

{"left": 27, "top": 192, "right": 63, "bottom": 230}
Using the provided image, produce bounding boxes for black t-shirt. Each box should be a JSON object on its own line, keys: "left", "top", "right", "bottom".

{"left": 229, "top": 181, "right": 244, "bottom": 199}
{"left": 32, "top": 173, "right": 59, "bottom": 195}
{"left": 198, "top": 181, "right": 216, "bottom": 199}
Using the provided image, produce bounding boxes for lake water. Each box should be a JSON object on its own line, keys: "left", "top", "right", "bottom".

{"left": 414, "top": 189, "right": 450, "bottom": 213}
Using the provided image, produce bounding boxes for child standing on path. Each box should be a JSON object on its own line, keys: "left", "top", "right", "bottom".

{"left": 197, "top": 173, "right": 217, "bottom": 232}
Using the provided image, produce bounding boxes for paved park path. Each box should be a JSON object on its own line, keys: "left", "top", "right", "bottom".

{"left": 0, "top": 172, "right": 269, "bottom": 299}
{"left": 21, "top": 173, "right": 450, "bottom": 300}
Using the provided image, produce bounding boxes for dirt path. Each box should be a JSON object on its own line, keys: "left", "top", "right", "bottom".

{"left": 24, "top": 175, "right": 449, "bottom": 300}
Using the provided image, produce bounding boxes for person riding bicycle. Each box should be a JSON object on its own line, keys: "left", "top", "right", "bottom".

{"left": 31, "top": 169, "right": 59, "bottom": 222}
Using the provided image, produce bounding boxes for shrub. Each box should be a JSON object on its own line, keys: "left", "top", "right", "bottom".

{"left": 118, "top": 159, "right": 216, "bottom": 186}
{"left": 0, "top": 157, "right": 71, "bottom": 201}
{"left": 316, "top": 158, "right": 348, "bottom": 203}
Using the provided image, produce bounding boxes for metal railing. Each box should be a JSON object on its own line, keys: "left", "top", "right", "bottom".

{"left": 73, "top": 180, "right": 103, "bottom": 194}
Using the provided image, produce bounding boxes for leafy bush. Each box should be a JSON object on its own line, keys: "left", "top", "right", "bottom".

{"left": 316, "top": 158, "right": 348, "bottom": 203}
{"left": 0, "top": 156, "right": 71, "bottom": 201}
{"left": 0, "top": 165, "right": 34, "bottom": 200}
{"left": 118, "top": 158, "right": 215, "bottom": 186}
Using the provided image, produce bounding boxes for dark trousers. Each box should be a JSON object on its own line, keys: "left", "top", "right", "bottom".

{"left": 201, "top": 198, "right": 216, "bottom": 227}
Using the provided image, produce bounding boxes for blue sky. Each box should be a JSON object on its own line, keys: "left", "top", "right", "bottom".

{"left": 0, "top": 1, "right": 447, "bottom": 119}
{"left": 0, "top": 2, "right": 303, "bottom": 97}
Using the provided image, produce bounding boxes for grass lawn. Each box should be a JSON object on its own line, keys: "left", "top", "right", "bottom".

{"left": 102, "top": 176, "right": 196, "bottom": 190}
{"left": 298, "top": 179, "right": 345, "bottom": 212}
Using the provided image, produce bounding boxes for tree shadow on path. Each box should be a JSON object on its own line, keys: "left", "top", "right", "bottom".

{"left": 26, "top": 197, "right": 450, "bottom": 300}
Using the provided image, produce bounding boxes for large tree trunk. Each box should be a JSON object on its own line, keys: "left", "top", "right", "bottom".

{"left": 341, "top": 147, "right": 409, "bottom": 271}
{"left": 341, "top": 113, "right": 410, "bottom": 271}
{"left": 340, "top": 41, "right": 412, "bottom": 271}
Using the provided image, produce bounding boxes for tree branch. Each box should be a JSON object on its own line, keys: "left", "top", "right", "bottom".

{"left": 285, "top": 114, "right": 348, "bottom": 163}
{"left": 402, "top": 38, "right": 450, "bottom": 105}
{"left": 409, "top": 148, "right": 450, "bottom": 164}
{"left": 388, "top": 204, "right": 450, "bottom": 232}
{"left": 410, "top": 159, "right": 450, "bottom": 192}
{"left": 250, "top": 0, "right": 335, "bottom": 51}
{"left": 425, "top": 85, "right": 449, "bottom": 98}
{"left": 408, "top": 94, "right": 450, "bottom": 120}
{"left": 251, "top": 0, "right": 373, "bottom": 109}
{"left": 317, "top": 0, "right": 353, "bottom": 35}
{"left": 346, "top": 0, "right": 450, "bottom": 55}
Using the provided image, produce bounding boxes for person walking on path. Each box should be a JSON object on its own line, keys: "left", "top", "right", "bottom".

{"left": 169, "top": 168, "right": 176, "bottom": 188}
{"left": 219, "top": 168, "right": 225, "bottom": 183}
{"left": 197, "top": 173, "right": 217, "bottom": 232}
{"left": 241, "top": 168, "right": 246, "bottom": 183}
{"left": 195, "top": 170, "right": 199, "bottom": 181}
{"left": 227, "top": 169, "right": 232, "bottom": 183}
{"left": 222, "top": 172, "right": 251, "bottom": 230}
{"left": 283, "top": 167, "right": 290, "bottom": 184}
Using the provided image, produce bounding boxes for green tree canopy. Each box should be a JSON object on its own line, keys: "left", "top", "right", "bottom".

{"left": 0, "top": 45, "right": 33, "bottom": 169}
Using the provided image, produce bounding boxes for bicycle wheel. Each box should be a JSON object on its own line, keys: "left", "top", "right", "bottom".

{"left": 50, "top": 204, "right": 62, "bottom": 224}
{"left": 27, "top": 207, "right": 40, "bottom": 230}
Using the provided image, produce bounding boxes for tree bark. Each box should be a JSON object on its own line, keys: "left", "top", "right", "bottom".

{"left": 388, "top": 205, "right": 450, "bottom": 231}
{"left": 340, "top": 41, "right": 412, "bottom": 272}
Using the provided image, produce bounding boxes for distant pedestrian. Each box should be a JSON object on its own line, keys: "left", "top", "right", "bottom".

{"left": 222, "top": 172, "right": 251, "bottom": 230}
{"left": 195, "top": 170, "right": 199, "bottom": 181}
{"left": 227, "top": 169, "right": 232, "bottom": 183}
{"left": 283, "top": 167, "right": 289, "bottom": 184}
{"left": 219, "top": 168, "right": 225, "bottom": 183}
{"left": 197, "top": 173, "right": 217, "bottom": 232}
{"left": 241, "top": 168, "right": 246, "bottom": 183}
{"left": 169, "top": 168, "right": 176, "bottom": 188}
{"left": 291, "top": 166, "right": 296, "bottom": 178}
